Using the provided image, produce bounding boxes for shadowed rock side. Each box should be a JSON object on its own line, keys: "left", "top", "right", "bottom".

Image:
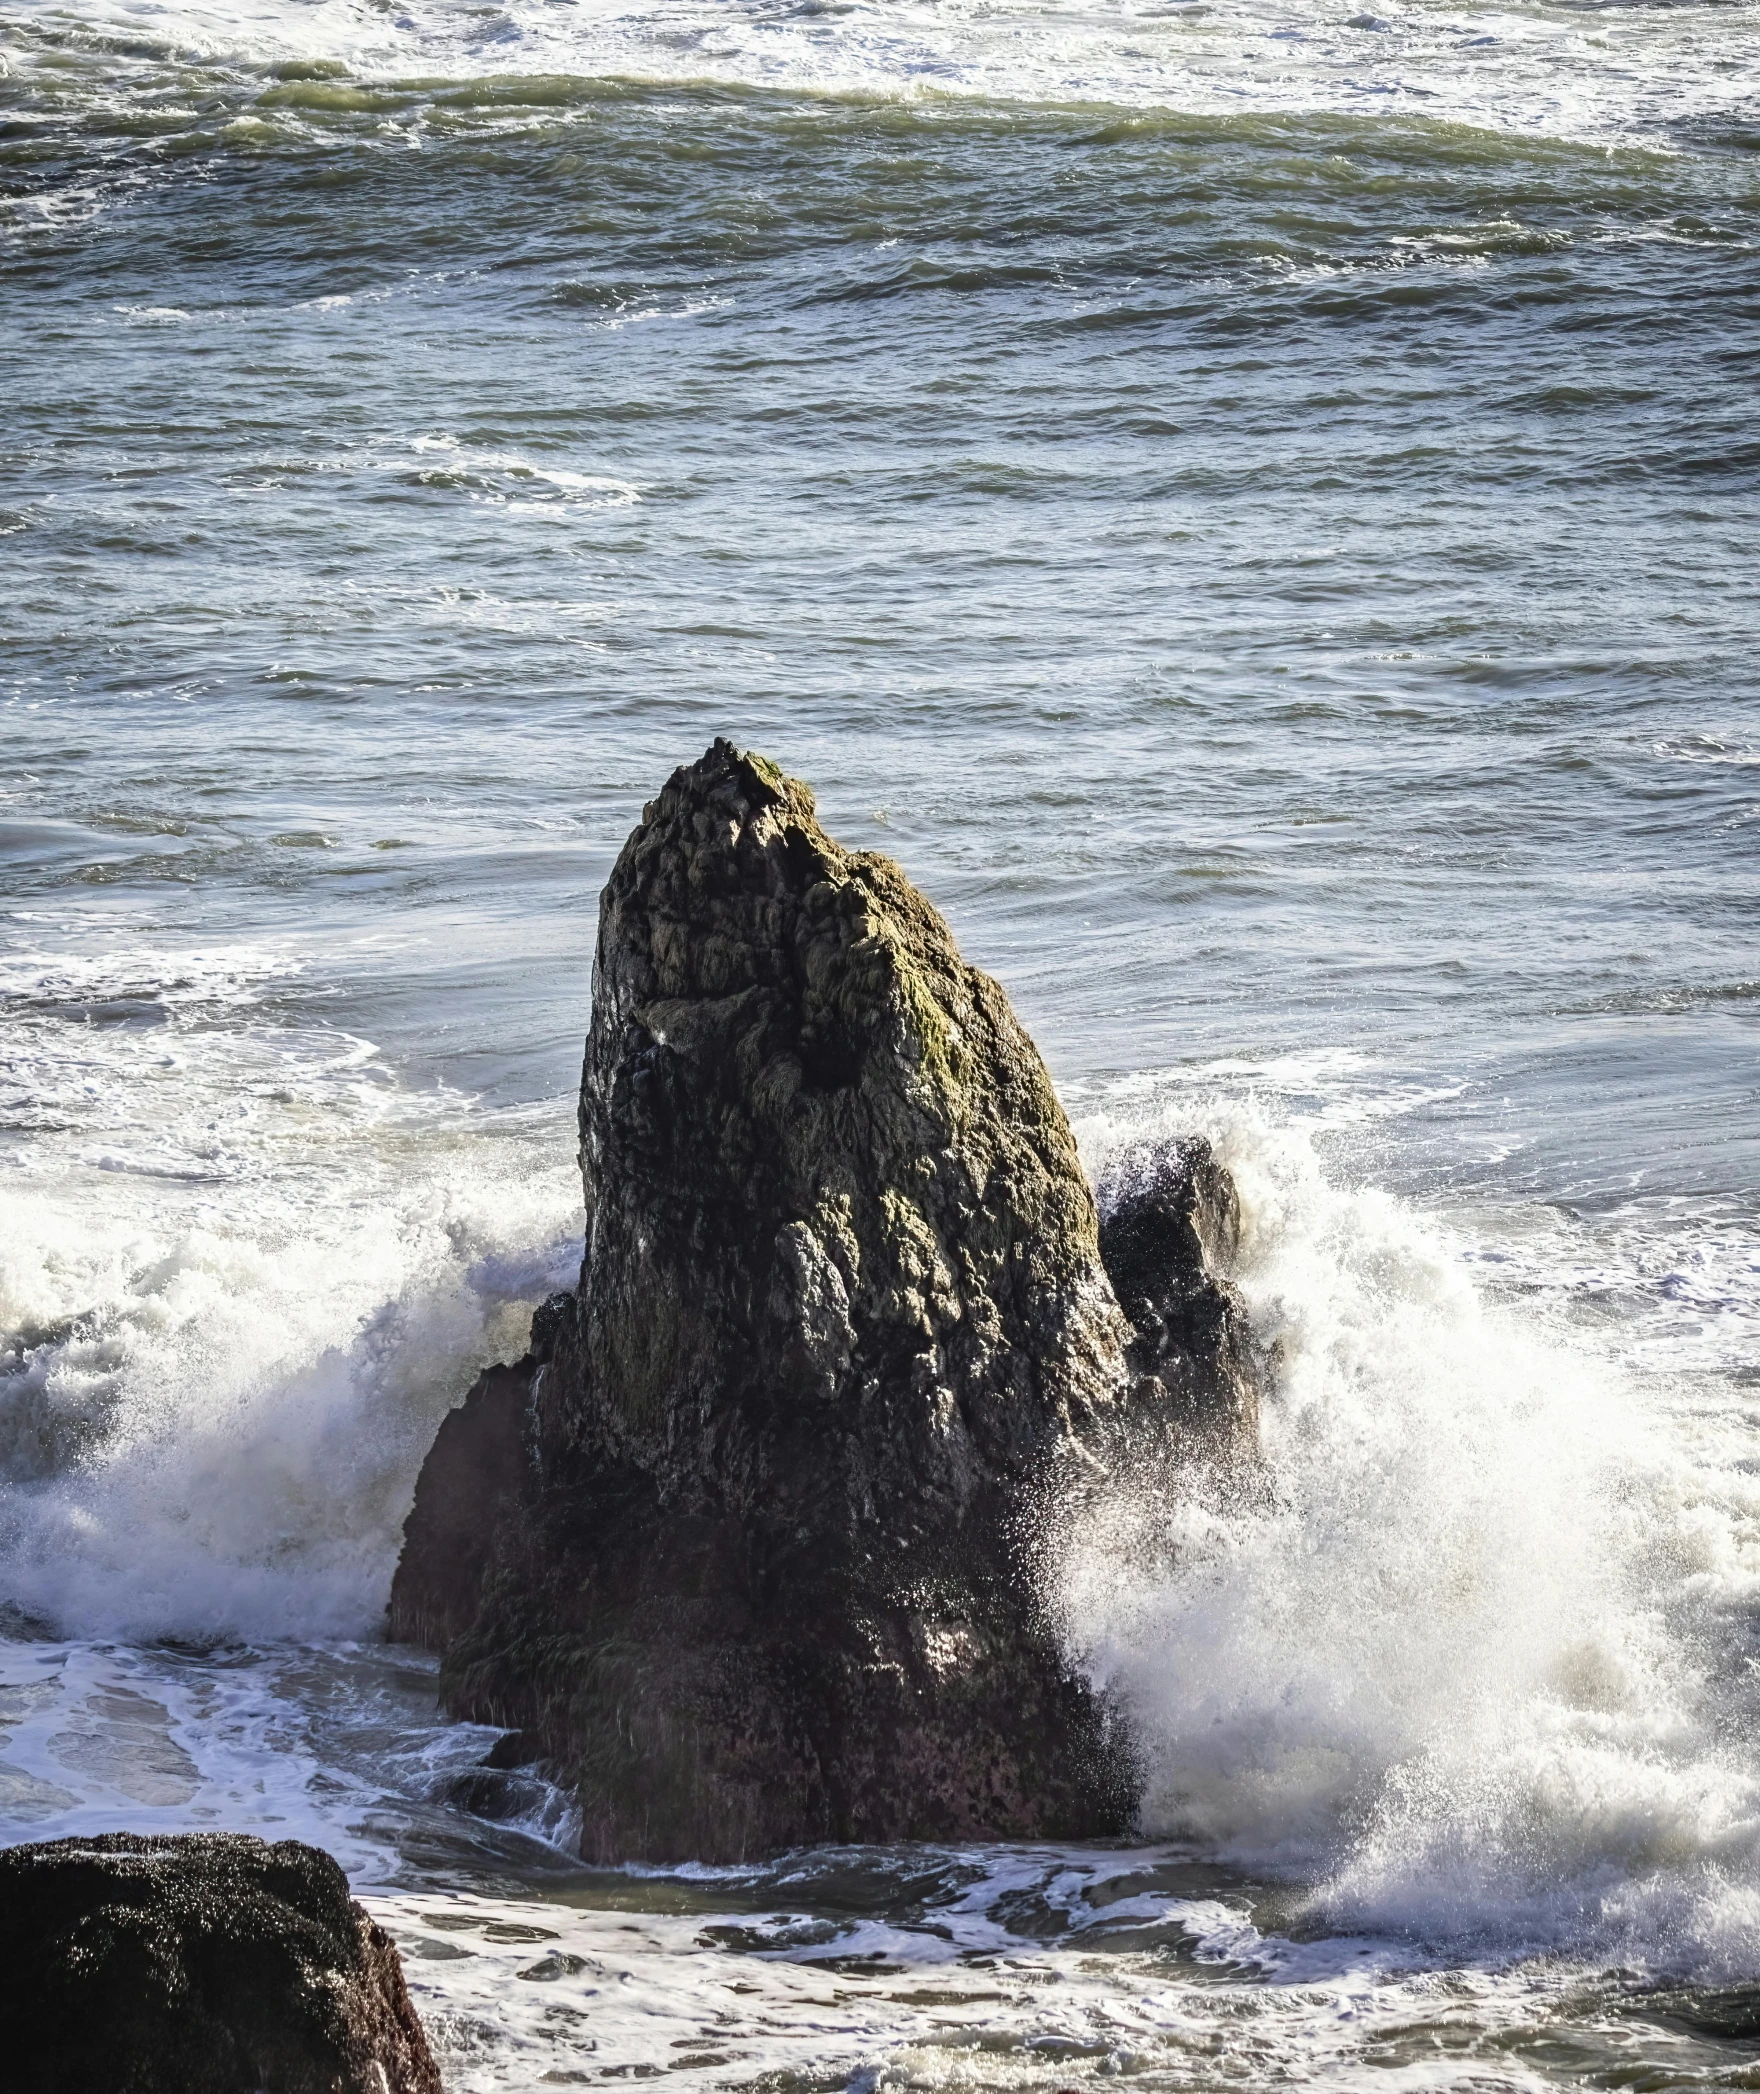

{"left": 1098, "top": 1135, "right": 1258, "bottom": 1453}
{"left": 0, "top": 1832, "right": 441, "bottom": 2094}
{"left": 391, "top": 740, "right": 1255, "bottom": 1862}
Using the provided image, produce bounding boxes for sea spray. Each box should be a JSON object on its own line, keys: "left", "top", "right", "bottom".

{"left": 0, "top": 1187, "right": 572, "bottom": 1640}
{"left": 0, "top": 939, "right": 580, "bottom": 1640}
{"left": 1058, "top": 1096, "right": 1760, "bottom": 1971}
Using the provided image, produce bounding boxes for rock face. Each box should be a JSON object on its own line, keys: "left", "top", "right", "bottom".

{"left": 1098, "top": 1135, "right": 1258, "bottom": 1452}
{"left": 391, "top": 740, "right": 1254, "bottom": 1862}
{"left": 0, "top": 1832, "right": 441, "bottom": 2094}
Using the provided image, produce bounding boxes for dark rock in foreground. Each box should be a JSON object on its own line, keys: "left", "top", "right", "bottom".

{"left": 391, "top": 740, "right": 1255, "bottom": 1862}
{"left": 0, "top": 1831, "right": 441, "bottom": 2094}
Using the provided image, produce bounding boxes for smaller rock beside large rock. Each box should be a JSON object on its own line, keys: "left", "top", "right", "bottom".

{"left": 0, "top": 1831, "right": 442, "bottom": 2094}
{"left": 1099, "top": 1134, "right": 1258, "bottom": 1452}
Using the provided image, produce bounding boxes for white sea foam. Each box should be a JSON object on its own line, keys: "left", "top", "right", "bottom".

{"left": 405, "top": 437, "right": 641, "bottom": 512}
{"left": 1057, "top": 1090, "right": 1760, "bottom": 1974}
{"left": 0, "top": 1640, "right": 456, "bottom": 1858}
{"left": 0, "top": 1623, "right": 1671, "bottom": 2089}
{"left": 0, "top": 938, "right": 580, "bottom": 1641}
{"left": 213, "top": 438, "right": 641, "bottom": 514}
{"left": 8, "top": 0, "right": 1755, "bottom": 145}
{"left": 360, "top": 1851, "right": 1613, "bottom": 2093}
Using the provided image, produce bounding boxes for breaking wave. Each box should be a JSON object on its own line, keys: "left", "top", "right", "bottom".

{"left": 5, "top": 936, "right": 1759, "bottom": 1982}
{"left": 5, "top": 0, "right": 1755, "bottom": 152}
{"left": 0, "top": 941, "right": 579, "bottom": 1640}
{"left": 1059, "top": 1092, "right": 1760, "bottom": 1974}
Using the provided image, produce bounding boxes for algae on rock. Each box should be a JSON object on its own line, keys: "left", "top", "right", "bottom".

{"left": 391, "top": 739, "right": 1254, "bottom": 1862}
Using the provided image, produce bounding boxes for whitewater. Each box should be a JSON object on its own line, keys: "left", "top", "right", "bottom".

{"left": 3, "top": 0, "right": 1759, "bottom": 2083}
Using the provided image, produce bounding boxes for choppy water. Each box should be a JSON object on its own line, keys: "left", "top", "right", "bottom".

{"left": 4, "top": 0, "right": 1760, "bottom": 2086}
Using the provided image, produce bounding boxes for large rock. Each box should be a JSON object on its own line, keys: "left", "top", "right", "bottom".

{"left": 0, "top": 1832, "right": 441, "bottom": 2094}
{"left": 391, "top": 740, "right": 1254, "bottom": 1861}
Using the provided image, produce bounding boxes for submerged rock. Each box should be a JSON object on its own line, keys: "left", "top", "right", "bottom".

{"left": 0, "top": 1831, "right": 441, "bottom": 2094}
{"left": 391, "top": 740, "right": 1254, "bottom": 1862}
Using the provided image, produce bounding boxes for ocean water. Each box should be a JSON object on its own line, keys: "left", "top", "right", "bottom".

{"left": 3, "top": 0, "right": 1760, "bottom": 2084}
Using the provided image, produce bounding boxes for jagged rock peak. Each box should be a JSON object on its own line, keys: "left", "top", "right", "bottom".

{"left": 390, "top": 741, "right": 1257, "bottom": 1863}
{"left": 546, "top": 734, "right": 1133, "bottom": 1493}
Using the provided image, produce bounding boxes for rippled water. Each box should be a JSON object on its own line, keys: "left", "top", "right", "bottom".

{"left": 3, "top": 0, "right": 1759, "bottom": 2086}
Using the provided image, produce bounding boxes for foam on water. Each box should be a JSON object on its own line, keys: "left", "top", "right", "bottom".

{"left": 0, "top": 1624, "right": 1646, "bottom": 2094}
{"left": 6, "top": 0, "right": 1756, "bottom": 147}
{"left": 0, "top": 937, "right": 580, "bottom": 1640}
{"left": 1056, "top": 1088, "right": 1760, "bottom": 1975}
{"left": 361, "top": 1861, "right": 1427, "bottom": 2094}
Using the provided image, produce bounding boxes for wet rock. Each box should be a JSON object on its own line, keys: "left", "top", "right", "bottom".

{"left": 1098, "top": 1134, "right": 1258, "bottom": 1450}
{"left": 0, "top": 1831, "right": 441, "bottom": 2094}
{"left": 391, "top": 740, "right": 1254, "bottom": 1862}
{"left": 388, "top": 1358, "right": 532, "bottom": 1652}
{"left": 483, "top": 1728, "right": 544, "bottom": 1769}
{"left": 441, "top": 1764, "right": 555, "bottom": 1823}
{"left": 517, "top": 1951, "right": 594, "bottom": 1982}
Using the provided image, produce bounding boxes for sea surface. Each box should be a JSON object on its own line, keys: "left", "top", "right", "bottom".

{"left": 3, "top": 0, "right": 1760, "bottom": 2085}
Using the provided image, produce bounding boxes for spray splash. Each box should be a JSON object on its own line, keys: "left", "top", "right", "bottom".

{"left": 1059, "top": 1097, "right": 1760, "bottom": 1974}
{"left": 0, "top": 940, "right": 580, "bottom": 1641}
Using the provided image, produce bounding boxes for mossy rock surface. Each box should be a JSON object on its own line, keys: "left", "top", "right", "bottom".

{"left": 391, "top": 740, "right": 1254, "bottom": 1862}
